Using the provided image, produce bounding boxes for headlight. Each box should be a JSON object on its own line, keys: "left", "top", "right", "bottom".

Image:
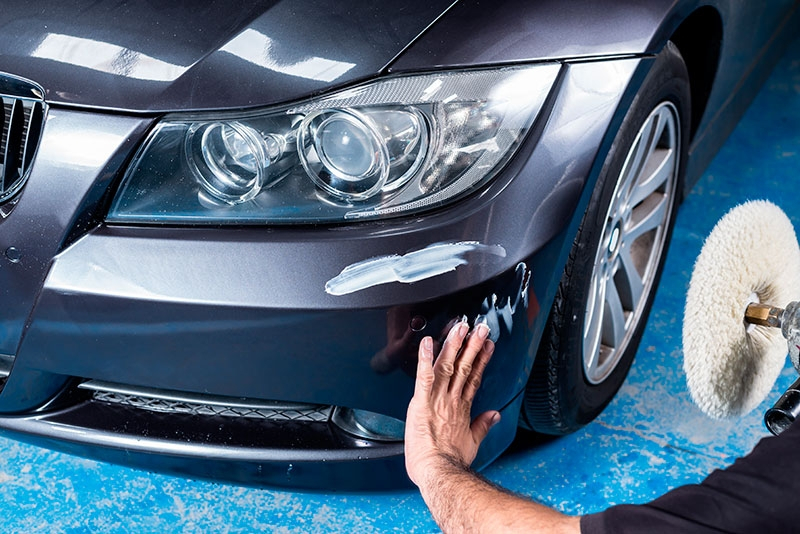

{"left": 108, "top": 64, "right": 560, "bottom": 224}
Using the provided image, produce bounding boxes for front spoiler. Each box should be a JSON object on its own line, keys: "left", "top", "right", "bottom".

{"left": 0, "top": 387, "right": 523, "bottom": 490}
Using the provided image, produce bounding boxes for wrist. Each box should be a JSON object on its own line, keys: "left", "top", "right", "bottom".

{"left": 413, "top": 451, "right": 471, "bottom": 490}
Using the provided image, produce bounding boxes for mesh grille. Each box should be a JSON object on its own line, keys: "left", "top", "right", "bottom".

{"left": 0, "top": 96, "right": 43, "bottom": 203}
{"left": 91, "top": 390, "right": 333, "bottom": 422}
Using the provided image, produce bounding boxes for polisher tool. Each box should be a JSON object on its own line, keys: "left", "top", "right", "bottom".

{"left": 745, "top": 300, "right": 800, "bottom": 434}
{"left": 683, "top": 200, "right": 800, "bottom": 434}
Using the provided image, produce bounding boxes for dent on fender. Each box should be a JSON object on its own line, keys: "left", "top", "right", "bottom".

{"left": 324, "top": 241, "right": 507, "bottom": 296}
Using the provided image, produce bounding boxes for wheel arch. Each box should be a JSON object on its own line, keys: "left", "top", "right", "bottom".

{"left": 520, "top": 41, "right": 691, "bottom": 434}
{"left": 669, "top": 6, "right": 724, "bottom": 141}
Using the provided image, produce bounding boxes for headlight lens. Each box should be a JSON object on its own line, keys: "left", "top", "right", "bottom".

{"left": 108, "top": 64, "right": 560, "bottom": 224}
{"left": 186, "top": 121, "right": 269, "bottom": 204}
{"left": 300, "top": 109, "right": 392, "bottom": 200}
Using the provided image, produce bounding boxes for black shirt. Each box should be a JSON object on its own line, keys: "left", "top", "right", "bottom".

{"left": 580, "top": 420, "right": 800, "bottom": 533}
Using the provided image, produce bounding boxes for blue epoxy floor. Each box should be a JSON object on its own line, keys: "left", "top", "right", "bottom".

{"left": 2, "top": 40, "right": 799, "bottom": 533}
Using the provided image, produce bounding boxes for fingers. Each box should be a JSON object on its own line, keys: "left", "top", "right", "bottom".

{"left": 461, "top": 337, "right": 494, "bottom": 401}
{"left": 430, "top": 320, "right": 494, "bottom": 399}
{"left": 470, "top": 411, "right": 501, "bottom": 445}
{"left": 448, "top": 323, "right": 492, "bottom": 395}
{"left": 413, "top": 336, "right": 435, "bottom": 398}
{"left": 408, "top": 321, "right": 499, "bottom": 472}
{"left": 431, "top": 320, "right": 470, "bottom": 397}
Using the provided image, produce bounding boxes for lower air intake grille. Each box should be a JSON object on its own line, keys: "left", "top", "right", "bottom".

{"left": 83, "top": 382, "right": 333, "bottom": 422}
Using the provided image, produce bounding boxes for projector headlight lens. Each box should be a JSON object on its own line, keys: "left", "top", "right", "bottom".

{"left": 300, "top": 110, "right": 390, "bottom": 200}
{"left": 186, "top": 121, "right": 268, "bottom": 204}
{"left": 108, "top": 64, "right": 559, "bottom": 224}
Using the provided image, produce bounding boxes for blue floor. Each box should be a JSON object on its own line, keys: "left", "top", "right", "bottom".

{"left": 2, "top": 40, "right": 800, "bottom": 533}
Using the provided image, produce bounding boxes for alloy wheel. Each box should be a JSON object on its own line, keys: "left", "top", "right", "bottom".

{"left": 582, "top": 101, "right": 679, "bottom": 384}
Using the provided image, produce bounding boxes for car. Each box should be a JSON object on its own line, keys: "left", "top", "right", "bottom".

{"left": 0, "top": 1, "right": 796, "bottom": 490}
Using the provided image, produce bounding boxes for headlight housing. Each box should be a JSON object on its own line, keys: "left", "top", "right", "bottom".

{"left": 108, "top": 64, "right": 560, "bottom": 224}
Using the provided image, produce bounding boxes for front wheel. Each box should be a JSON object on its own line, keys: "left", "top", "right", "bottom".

{"left": 521, "top": 42, "right": 690, "bottom": 434}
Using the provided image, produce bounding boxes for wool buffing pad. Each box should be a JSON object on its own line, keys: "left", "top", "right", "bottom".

{"left": 683, "top": 200, "right": 800, "bottom": 418}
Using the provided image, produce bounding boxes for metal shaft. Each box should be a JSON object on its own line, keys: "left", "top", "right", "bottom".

{"left": 744, "top": 303, "right": 784, "bottom": 328}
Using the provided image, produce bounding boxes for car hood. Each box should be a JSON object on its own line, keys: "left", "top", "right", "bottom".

{"left": 0, "top": 0, "right": 455, "bottom": 113}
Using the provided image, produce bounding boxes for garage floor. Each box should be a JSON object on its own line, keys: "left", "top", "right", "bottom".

{"left": 2, "top": 39, "right": 799, "bottom": 533}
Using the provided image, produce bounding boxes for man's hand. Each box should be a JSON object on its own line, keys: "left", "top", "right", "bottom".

{"left": 405, "top": 320, "right": 499, "bottom": 487}
{"left": 404, "top": 321, "right": 582, "bottom": 533}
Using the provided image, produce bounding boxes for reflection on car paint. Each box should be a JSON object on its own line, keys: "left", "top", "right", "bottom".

{"left": 32, "top": 33, "right": 189, "bottom": 82}
{"left": 476, "top": 262, "right": 530, "bottom": 343}
{"left": 221, "top": 29, "right": 356, "bottom": 82}
{"left": 370, "top": 262, "right": 532, "bottom": 377}
{"left": 325, "top": 241, "right": 507, "bottom": 295}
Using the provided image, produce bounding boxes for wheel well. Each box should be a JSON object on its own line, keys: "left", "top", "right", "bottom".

{"left": 669, "top": 6, "right": 723, "bottom": 140}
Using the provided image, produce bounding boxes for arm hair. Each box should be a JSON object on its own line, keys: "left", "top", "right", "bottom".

{"left": 418, "top": 455, "right": 582, "bottom": 534}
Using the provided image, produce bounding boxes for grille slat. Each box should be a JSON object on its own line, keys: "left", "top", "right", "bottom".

{"left": 3, "top": 99, "right": 24, "bottom": 188}
{"left": 0, "top": 93, "right": 44, "bottom": 203}
{"left": 22, "top": 102, "right": 43, "bottom": 172}
{"left": 0, "top": 101, "right": 5, "bottom": 190}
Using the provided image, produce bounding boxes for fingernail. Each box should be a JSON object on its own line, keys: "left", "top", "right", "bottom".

{"left": 475, "top": 322, "right": 490, "bottom": 340}
{"left": 483, "top": 339, "right": 495, "bottom": 353}
{"left": 457, "top": 321, "right": 469, "bottom": 337}
{"left": 423, "top": 336, "right": 433, "bottom": 352}
{"left": 491, "top": 412, "right": 501, "bottom": 428}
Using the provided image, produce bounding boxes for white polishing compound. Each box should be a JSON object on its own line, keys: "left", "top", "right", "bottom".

{"left": 683, "top": 200, "right": 800, "bottom": 419}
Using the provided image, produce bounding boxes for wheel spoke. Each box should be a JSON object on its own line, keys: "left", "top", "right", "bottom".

{"left": 644, "top": 108, "right": 669, "bottom": 159}
{"left": 602, "top": 272, "right": 627, "bottom": 349}
{"left": 617, "top": 245, "right": 645, "bottom": 309}
{"left": 583, "top": 334, "right": 600, "bottom": 379}
{"left": 629, "top": 146, "right": 674, "bottom": 207}
{"left": 584, "top": 270, "right": 606, "bottom": 373}
{"left": 619, "top": 122, "right": 652, "bottom": 194}
{"left": 626, "top": 194, "right": 668, "bottom": 243}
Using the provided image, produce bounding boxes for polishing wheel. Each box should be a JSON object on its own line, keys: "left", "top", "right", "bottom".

{"left": 683, "top": 200, "right": 800, "bottom": 419}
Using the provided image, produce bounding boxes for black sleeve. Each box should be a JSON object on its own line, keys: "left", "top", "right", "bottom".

{"left": 580, "top": 420, "right": 800, "bottom": 534}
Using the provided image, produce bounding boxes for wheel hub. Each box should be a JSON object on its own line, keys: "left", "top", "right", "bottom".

{"left": 607, "top": 223, "right": 622, "bottom": 257}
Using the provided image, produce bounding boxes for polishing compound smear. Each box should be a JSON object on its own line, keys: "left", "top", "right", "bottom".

{"left": 683, "top": 200, "right": 800, "bottom": 419}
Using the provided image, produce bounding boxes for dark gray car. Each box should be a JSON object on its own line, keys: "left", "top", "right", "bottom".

{"left": 0, "top": 0, "right": 796, "bottom": 489}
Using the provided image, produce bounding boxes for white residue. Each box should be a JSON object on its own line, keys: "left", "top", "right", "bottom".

{"left": 325, "top": 241, "right": 506, "bottom": 296}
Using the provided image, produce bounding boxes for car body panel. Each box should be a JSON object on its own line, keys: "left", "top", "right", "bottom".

{"left": 390, "top": 0, "right": 672, "bottom": 69}
{"left": 4, "top": 1, "right": 793, "bottom": 115}
{"left": 0, "top": 0, "right": 456, "bottom": 112}
{"left": 683, "top": 1, "right": 799, "bottom": 190}
{"left": 0, "top": 109, "right": 150, "bottom": 359}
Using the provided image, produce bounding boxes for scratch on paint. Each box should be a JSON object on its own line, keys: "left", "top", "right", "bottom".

{"left": 325, "top": 241, "right": 506, "bottom": 296}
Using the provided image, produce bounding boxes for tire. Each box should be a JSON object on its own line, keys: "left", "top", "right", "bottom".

{"left": 521, "top": 41, "right": 690, "bottom": 435}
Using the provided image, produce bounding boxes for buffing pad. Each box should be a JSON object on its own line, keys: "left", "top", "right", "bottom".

{"left": 683, "top": 200, "right": 800, "bottom": 418}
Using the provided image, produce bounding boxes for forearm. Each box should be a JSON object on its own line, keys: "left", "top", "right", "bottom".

{"left": 417, "top": 456, "right": 581, "bottom": 534}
